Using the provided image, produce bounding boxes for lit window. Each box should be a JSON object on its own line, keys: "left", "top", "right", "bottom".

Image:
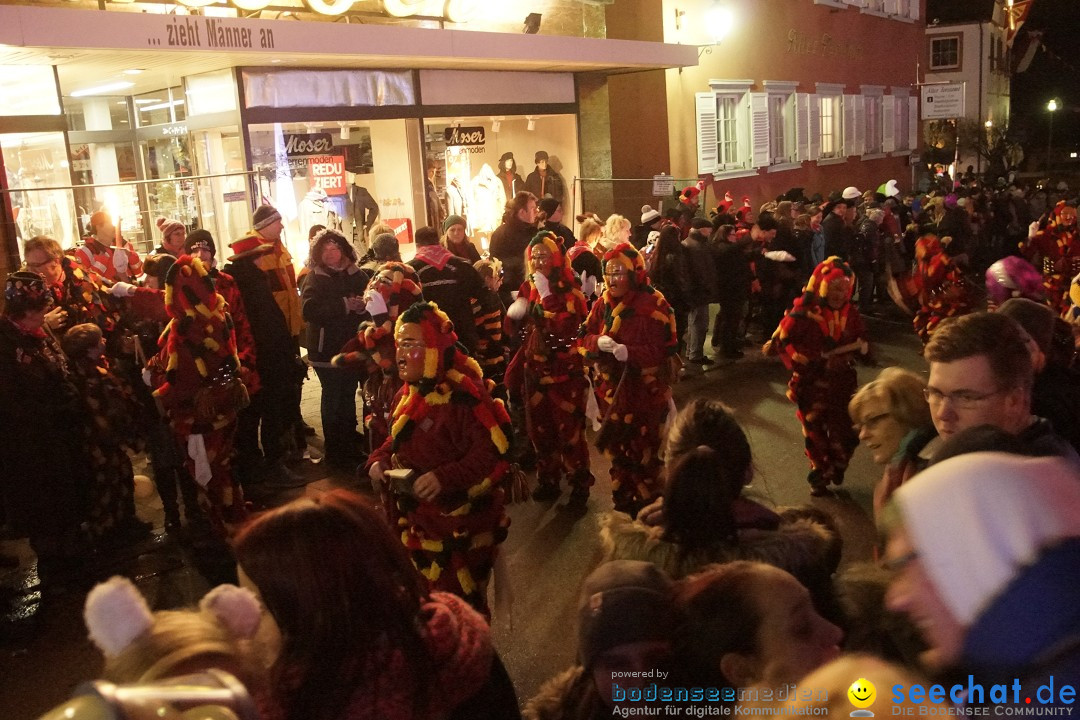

{"left": 768, "top": 94, "right": 793, "bottom": 164}
{"left": 819, "top": 95, "right": 842, "bottom": 159}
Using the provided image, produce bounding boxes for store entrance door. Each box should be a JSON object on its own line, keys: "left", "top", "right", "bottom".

{"left": 140, "top": 135, "right": 197, "bottom": 249}
{"left": 191, "top": 127, "right": 248, "bottom": 255}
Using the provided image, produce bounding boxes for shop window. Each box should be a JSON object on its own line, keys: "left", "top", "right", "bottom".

{"left": 0, "top": 66, "right": 60, "bottom": 116}
{"left": 929, "top": 36, "right": 962, "bottom": 71}
{"left": 818, "top": 94, "right": 843, "bottom": 159}
{"left": 64, "top": 96, "right": 132, "bottom": 132}
{"left": 4, "top": 133, "right": 77, "bottom": 255}
{"left": 135, "top": 87, "right": 186, "bottom": 128}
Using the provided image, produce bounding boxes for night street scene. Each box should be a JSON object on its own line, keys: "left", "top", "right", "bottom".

{"left": 1, "top": 0, "right": 1079, "bottom": 718}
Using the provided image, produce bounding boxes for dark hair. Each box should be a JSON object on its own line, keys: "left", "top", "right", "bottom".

{"left": 414, "top": 226, "right": 440, "bottom": 247}
{"left": 755, "top": 213, "right": 780, "bottom": 233}
{"left": 663, "top": 447, "right": 744, "bottom": 552}
{"left": 371, "top": 232, "right": 401, "bottom": 262}
{"left": 670, "top": 562, "right": 765, "bottom": 687}
{"left": 233, "top": 491, "right": 432, "bottom": 720}
{"left": 646, "top": 226, "right": 683, "bottom": 281}
{"left": 924, "top": 312, "right": 1033, "bottom": 391}
{"left": 307, "top": 224, "right": 326, "bottom": 240}
{"left": 143, "top": 254, "right": 177, "bottom": 284}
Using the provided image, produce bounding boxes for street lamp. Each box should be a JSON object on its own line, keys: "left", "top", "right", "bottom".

{"left": 1047, "top": 99, "right": 1059, "bottom": 175}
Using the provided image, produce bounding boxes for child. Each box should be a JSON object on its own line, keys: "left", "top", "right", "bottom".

{"left": 473, "top": 257, "right": 508, "bottom": 396}
{"left": 61, "top": 322, "right": 150, "bottom": 548}
{"left": 765, "top": 257, "right": 870, "bottom": 495}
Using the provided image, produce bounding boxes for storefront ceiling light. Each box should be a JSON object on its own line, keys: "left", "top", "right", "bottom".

{"left": 302, "top": 0, "right": 355, "bottom": 15}
{"left": 135, "top": 98, "right": 163, "bottom": 104}
{"left": 140, "top": 99, "right": 186, "bottom": 111}
{"left": 122, "top": 69, "right": 146, "bottom": 75}
{"left": 70, "top": 81, "right": 134, "bottom": 97}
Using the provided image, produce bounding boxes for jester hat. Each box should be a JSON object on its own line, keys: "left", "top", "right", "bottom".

{"left": 527, "top": 230, "right": 584, "bottom": 301}
{"left": 915, "top": 234, "right": 944, "bottom": 264}
{"left": 804, "top": 256, "right": 854, "bottom": 303}
{"left": 986, "top": 256, "right": 1045, "bottom": 307}
{"left": 602, "top": 242, "right": 649, "bottom": 290}
{"left": 370, "top": 261, "right": 423, "bottom": 315}
{"left": 4, "top": 271, "right": 54, "bottom": 318}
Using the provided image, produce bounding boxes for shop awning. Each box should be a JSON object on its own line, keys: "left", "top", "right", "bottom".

{"left": 0, "top": 5, "right": 697, "bottom": 95}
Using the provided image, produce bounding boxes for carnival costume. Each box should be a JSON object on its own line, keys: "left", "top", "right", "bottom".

{"left": 512, "top": 232, "right": 593, "bottom": 500}
{"left": 367, "top": 302, "right": 512, "bottom": 615}
{"left": 153, "top": 256, "right": 249, "bottom": 537}
{"left": 581, "top": 243, "right": 678, "bottom": 516}
{"left": 1021, "top": 201, "right": 1080, "bottom": 315}
{"left": 333, "top": 261, "right": 423, "bottom": 453}
{"left": 912, "top": 234, "right": 974, "bottom": 345}
{"left": 767, "top": 257, "right": 868, "bottom": 494}
{"left": 985, "top": 255, "right": 1046, "bottom": 311}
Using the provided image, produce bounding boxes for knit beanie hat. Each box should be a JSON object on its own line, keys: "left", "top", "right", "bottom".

{"left": 640, "top": 205, "right": 662, "bottom": 225}
{"left": 156, "top": 217, "right": 185, "bottom": 240}
{"left": 252, "top": 205, "right": 282, "bottom": 230}
{"left": 577, "top": 561, "right": 673, "bottom": 667}
{"left": 538, "top": 197, "right": 561, "bottom": 218}
{"left": 184, "top": 229, "right": 217, "bottom": 257}
{"left": 372, "top": 232, "right": 400, "bottom": 261}
{"left": 997, "top": 298, "right": 1056, "bottom": 354}
{"left": 4, "top": 270, "right": 54, "bottom": 318}
{"left": 442, "top": 214, "right": 467, "bottom": 234}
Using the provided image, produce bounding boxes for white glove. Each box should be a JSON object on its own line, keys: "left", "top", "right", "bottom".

{"left": 597, "top": 335, "right": 616, "bottom": 353}
{"left": 507, "top": 296, "right": 528, "bottom": 321}
{"left": 581, "top": 272, "right": 597, "bottom": 297}
{"left": 1029, "top": 221, "right": 1040, "bottom": 239}
{"left": 365, "top": 291, "right": 388, "bottom": 318}
{"left": 763, "top": 250, "right": 796, "bottom": 263}
{"left": 108, "top": 281, "right": 137, "bottom": 298}
{"left": 612, "top": 343, "right": 629, "bottom": 362}
{"left": 531, "top": 271, "right": 551, "bottom": 298}
{"left": 112, "top": 248, "right": 129, "bottom": 276}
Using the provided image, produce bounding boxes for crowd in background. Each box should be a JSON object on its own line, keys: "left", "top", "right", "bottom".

{"left": 3, "top": 171, "right": 1080, "bottom": 720}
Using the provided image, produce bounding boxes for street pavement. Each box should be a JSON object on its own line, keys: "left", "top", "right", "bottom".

{"left": 0, "top": 307, "right": 924, "bottom": 720}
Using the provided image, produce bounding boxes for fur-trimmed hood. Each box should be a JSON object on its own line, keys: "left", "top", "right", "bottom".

{"left": 524, "top": 665, "right": 608, "bottom": 720}
{"left": 599, "top": 507, "right": 839, "bottom": 585}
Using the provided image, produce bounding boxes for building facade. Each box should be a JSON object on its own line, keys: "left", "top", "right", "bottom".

{"left": 0, "top": 0, "right": 694, "bottom": 277}
{"left": 605, "top": 0, "right": 926, "bottom": 216}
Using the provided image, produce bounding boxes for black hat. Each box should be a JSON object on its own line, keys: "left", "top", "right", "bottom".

{"left": 499, "top": 151, "right": 515, "bottom": 163}
{"left": 184, "top": 229, "right": 216, "bottom": 257}
{"left": 535, "top": 150, "right": 549, "bottom": 163}
{"left": 538, "top": 197, "right": 561, "bottom": 216}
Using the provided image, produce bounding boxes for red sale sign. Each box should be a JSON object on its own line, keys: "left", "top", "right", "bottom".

{"left": 309, "top": 155, "right": 346, "bottom": 195}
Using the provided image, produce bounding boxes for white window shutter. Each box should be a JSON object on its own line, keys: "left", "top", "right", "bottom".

{"left": 843, "top": 94, "right": 856, "bottom": 157}
{"left": 910, "top": 0, "right": 919, "bottom": 20}
{"left": 853, "top": 95, "right": 866, "bottom": 156}
{"left": 750, "top": 93, "right": 770, "bottom": 168}
{"left": 908, "top": 97, "right": 919, "bottom": 151}
{"left": 884, "top": 0, "right": 899, "bottom": 14}
{"left": 696, "top": 92, "right": 718, "bottom": 175}
{"left": 796, "top": 93, "right": 810, "bottom": 162}
{"left": 809, "top": 94, "right": 821, "bottom": 162}
{"left": 882, "top": 96, "right": 896, "bottom": 152}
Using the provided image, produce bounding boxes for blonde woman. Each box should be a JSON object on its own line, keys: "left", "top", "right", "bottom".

{"left": 600, "top": 214, "right": 631, "bottom": 253}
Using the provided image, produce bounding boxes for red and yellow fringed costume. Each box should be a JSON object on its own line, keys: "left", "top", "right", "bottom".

{"left": 153, "top": 256, "right": 249, "bottom": 537}
{"left": 1021, "top": 201, "right": 1080, "bottom": 315}
{"left": 515, "top": 232, "right": 593, "bottom": 495}
{"left": 912, "top": 234, "right": 974, "bottom": 345}
{"left": 367, "top": 302, "right": 511, "bottom": 616}
{"left": 768, "top": 257, "right": 867, "bottom": 494}
{"left": 581, "top": 243, "right": 678, "bottom": 516}
{"left": 333, "top": 261, "right": 423, "bottom": 452}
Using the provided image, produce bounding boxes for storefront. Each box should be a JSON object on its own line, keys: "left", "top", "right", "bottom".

{"left": 0, "top": 3, "right": 694, "bottom": 274}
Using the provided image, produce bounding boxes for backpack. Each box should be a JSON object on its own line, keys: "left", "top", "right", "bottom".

{"left": 810, "top": 227, "right": 826, "bottom": 267}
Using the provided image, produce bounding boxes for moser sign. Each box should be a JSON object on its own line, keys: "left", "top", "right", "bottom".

{"left": 284, "top": 133, "right": 335, "bottom": 157}
{"left": 920, "top": 83, "right": 965, "bottom": 120}
{"left": 444, "top": 126, "right": 486, "bottom": 147}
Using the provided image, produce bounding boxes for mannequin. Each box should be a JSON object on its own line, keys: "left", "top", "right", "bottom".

{"left": 471, "top": 164, "right": 507, "bottom": 234}
{"left": 347, "top": 176, "right": 379, "bottom": 240}
{"left": 497, "top": 152, "right": 524, "bottom": 200}
{"left": 524, "top": 150, "right": 565, "bottom": 203}
{"left": 446, "top": 176, "right": 470, "bottom": 228}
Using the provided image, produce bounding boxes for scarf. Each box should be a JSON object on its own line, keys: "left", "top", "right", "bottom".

{"left": 413, "top": 244, "right": 454, "bottom": 271}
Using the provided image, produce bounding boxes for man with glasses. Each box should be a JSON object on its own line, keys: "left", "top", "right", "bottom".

{"left": 923, "top": 311, "right": 1076, "bottom": 460}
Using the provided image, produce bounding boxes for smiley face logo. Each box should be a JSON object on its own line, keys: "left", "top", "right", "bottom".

{"left": 848, "top": 678, "right": 877, "bottom": 712}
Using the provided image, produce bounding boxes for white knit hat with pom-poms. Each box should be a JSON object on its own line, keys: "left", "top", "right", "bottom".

{"left": 84, "top": 576, "right": 154, "bottom": 657}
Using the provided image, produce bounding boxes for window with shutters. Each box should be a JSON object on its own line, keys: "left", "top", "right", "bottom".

{"left": 864, "top": 93, "right": 883, "bottom": 155}
{"left": 819, "top": 94, "right": 843, "bottom": 159}
{"left": 765, "top": 86, "right": 797, "bottom": 166}
{"left": 717, "top": 95, "right": 743, "bottom": 170}
{"left": 695, "top": 81, "right": 754, "bottom": 176}
{"left": 930, "top": 35, "right": 962, "bottom": 71}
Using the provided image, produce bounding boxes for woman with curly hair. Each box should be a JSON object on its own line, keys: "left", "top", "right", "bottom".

{"left": 366, "top": 302, "right": 513, "bottom": 616}
{"left": 581, "top": 243, "right": 678, "bottom": 516}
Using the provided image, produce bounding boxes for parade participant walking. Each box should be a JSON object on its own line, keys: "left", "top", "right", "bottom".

{"left": 153, "top": 256, "right": 249, "bottom": 537}
{"left": 912, "top": 234, "right": 974, "bottom": 345}
{"left": 582, "top": 243, "right": 678, "bottom": 516}
{"left": 765, "top": 257, "right": 869, "bottom": 496}
{"left": 473, "top": 258, "right": 508, "bottom": 390}
{"left": 367, "top": 302, "right": 512, "bottom": 616}
{"left": 333, "top": 261, "right": 423, "bottom": 454}
{"left": 1021, "top": 201, "right": 1079, "bottom": 314}
{"left": 506, "top": 231, "right": 593, "bottom": 508}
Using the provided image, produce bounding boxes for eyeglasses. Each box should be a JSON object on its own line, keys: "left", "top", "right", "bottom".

{"left": 882, "top": 550, "right": 920, "bottom": 573}
{"left": 25, "top": 258, "right": 59, "bottom": 272}
{"left": 923, "top": 387, "right": 1004, "bottom": 409}
{"left": 854, "top": 412, "right": 891, "bottom": 432}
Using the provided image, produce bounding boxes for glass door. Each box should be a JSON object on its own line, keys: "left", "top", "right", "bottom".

{"left": 3, "top": 132, "right": 77, "bottom": 255}
{"left": 191, "top": 127, "right": 248, "bottom": 257}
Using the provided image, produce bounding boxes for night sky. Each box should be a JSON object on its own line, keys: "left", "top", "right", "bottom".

{"left": 1009, "top": 0, "right": 1080, "bottom": 162}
